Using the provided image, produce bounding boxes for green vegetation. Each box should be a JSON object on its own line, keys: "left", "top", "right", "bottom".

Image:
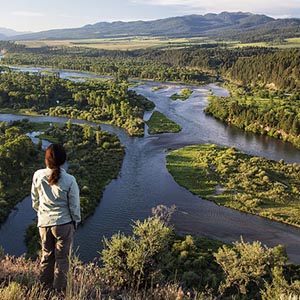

{"left": 151, "top": 85, "right": 166, "bottom": 91}
{"left": 0, "top": 70, "right": 154, "bottom": 136}
{"left": 0, "top": 122, "right": 43, "bottom": 222}
{"left": 214, "top": 238, "right": 288, "bottom": 297}
{"left": 146, "top": 111, "right": 182, "bottom": 134}
{"left": 102, "top": 216, "right": 173, "bottom": 290}
{"left": 101, "top": 210, "right": 224, "bottom": 294}
{"left": 2, "top": 209, "right": 300, "bottom": 299}
{"left": 170, "top": 88, "right": 193, "bottom": 100}
{"left": 0, "top": 44, "right": 212, "bottom": 84}
{"left": 167, "top": 144, "right": 300, "bottom": 226}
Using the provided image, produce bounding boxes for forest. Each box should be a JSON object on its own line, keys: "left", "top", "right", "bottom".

{"left": 1, "top": 42, "right": 299, "bottom": 90}
{"left": 0, "top": 70, "right": 154, "bottom": 136}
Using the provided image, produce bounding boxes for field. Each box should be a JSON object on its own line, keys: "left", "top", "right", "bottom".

{"left": 234, "top": 38, "right": 300, "bottom": 49}
{"left": 16, "top": 36, "right": 212, "bottom": 50}
{"left": 15, "top": 36, "right": 300, "bottom": 51}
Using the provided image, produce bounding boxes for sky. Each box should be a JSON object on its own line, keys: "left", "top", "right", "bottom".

{"left": 1, "top": 0, "right": 300, "bottom": 32}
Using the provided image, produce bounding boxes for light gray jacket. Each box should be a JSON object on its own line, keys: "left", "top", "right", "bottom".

{"left": 31, "top": 167, "right": 81, "bottom": 227}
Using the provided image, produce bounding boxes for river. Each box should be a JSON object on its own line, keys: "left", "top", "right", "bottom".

{"left": 1, "top": 67, "right": 300, "bottom": 263}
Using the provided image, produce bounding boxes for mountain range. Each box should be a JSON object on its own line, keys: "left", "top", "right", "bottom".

{"left": 3, "top": 12, "right": 300, "bottom": 42}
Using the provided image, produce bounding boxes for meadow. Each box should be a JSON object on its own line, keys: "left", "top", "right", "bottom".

{"left": 16, "top": 36, "right": 211, "bottom": 50}
{"left": 234, "top": 37, "right": 300, "bottom": 49}
{"left": 15, "top": 36, "right": 300, "bottom": 51}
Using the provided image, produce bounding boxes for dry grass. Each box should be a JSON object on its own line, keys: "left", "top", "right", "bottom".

{"left": 16, "top": 38, "right": 171, "bottom": 50}
{"left": 0, "top": 254, "right": 212, "bottom": 300}
{"left": 15, "top": 37, "right": 210, "bottom": 51}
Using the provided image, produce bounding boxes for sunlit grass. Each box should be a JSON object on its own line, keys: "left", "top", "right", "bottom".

{"left": 146, "top": 111, "right": 182, "bottom": 134}
{"left": 0, "top": 108, "right": 42, "bottom": 116}
{"left": 232, "top": 39, "right": 300, "bottom": 49}
{"left": 16, "top": 36, "right": 217, "bottom": 50}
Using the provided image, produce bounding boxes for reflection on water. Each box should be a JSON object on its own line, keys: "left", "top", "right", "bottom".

{"left": 1, "top": 67, "right": 300, "bottom": 263}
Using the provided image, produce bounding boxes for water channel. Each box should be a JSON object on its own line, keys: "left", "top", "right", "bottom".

{"left": 1, "top": 67, "right": 300, "bottom": 263}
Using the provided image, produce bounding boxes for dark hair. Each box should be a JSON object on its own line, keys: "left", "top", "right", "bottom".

{"left": 45, "top": 144, "right": 67, "bottom": 185}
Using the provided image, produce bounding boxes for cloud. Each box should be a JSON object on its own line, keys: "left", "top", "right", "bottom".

{"left": 12, "top": 11, "right": 44, "bottom": 17}
{"left": 131, "top": 0, "right": 298, "bottom": 8}
{"left": 129, "top": 0, "right": 300, "bottom": 18}
{"left": 58, "top": 14, "right": 76, "bottom": 18}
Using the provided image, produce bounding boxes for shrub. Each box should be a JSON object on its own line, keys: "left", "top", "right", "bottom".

{"left": 261, "top": 267, "right": 300, "bottom": 300}
{"left": 214, "top": 238, "right": 287, "bottom": 297}
{"left": 101, "top": 216, "right": 173, "bottom": 290}
{"left": 161, "top": 235, "right": 224, "bottom": 291}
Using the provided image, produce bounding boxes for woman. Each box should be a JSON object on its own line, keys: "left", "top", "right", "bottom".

{"left": 31, "top": 143, "right": 81, "bottom": 292}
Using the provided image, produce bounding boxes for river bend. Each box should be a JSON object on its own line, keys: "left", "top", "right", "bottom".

{"left": 0, "top": 68, "right": 300, "bottom": 263}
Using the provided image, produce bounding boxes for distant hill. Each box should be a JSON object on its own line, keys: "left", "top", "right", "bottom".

{"left": 0, "top": 27, "right": 30, "bottom": 38}
{"left": 8, "top": 12, "right": 300, "bottom": 42}
{"left": 0, "top": 33, "right": 6, "bottom": 40}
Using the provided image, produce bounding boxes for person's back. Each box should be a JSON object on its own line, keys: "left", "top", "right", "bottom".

{"left": 32, "top": 167, "right": 80, "bottom": 227}
{"left": 31, "top": 143, "right": 81, "bottom": 293}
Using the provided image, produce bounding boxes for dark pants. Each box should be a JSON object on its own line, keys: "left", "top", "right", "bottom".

{"left": 39, "top": 223, "right": 75, "bottom": 292}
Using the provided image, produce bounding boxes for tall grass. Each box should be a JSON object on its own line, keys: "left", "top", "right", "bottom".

{"left": 0, "top": 254, "right": 210, "bottom": 300}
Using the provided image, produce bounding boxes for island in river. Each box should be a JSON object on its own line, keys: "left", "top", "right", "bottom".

{"left": 167, "top": 144, "right": 300, "bottom": 227}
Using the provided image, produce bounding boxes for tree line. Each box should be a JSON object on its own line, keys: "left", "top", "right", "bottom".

{"left": 2, "top": 42, "right": 300, "bottom": 91}
{"left": 205, "top": 84, "right": 300, "bottom": 148}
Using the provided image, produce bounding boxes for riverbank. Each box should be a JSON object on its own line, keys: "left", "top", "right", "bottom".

{"left": 166, "top": 144, "right": 300, "bottom": 227}
{"left": 205, "top": 83, "right": 300, "bottom": 150}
